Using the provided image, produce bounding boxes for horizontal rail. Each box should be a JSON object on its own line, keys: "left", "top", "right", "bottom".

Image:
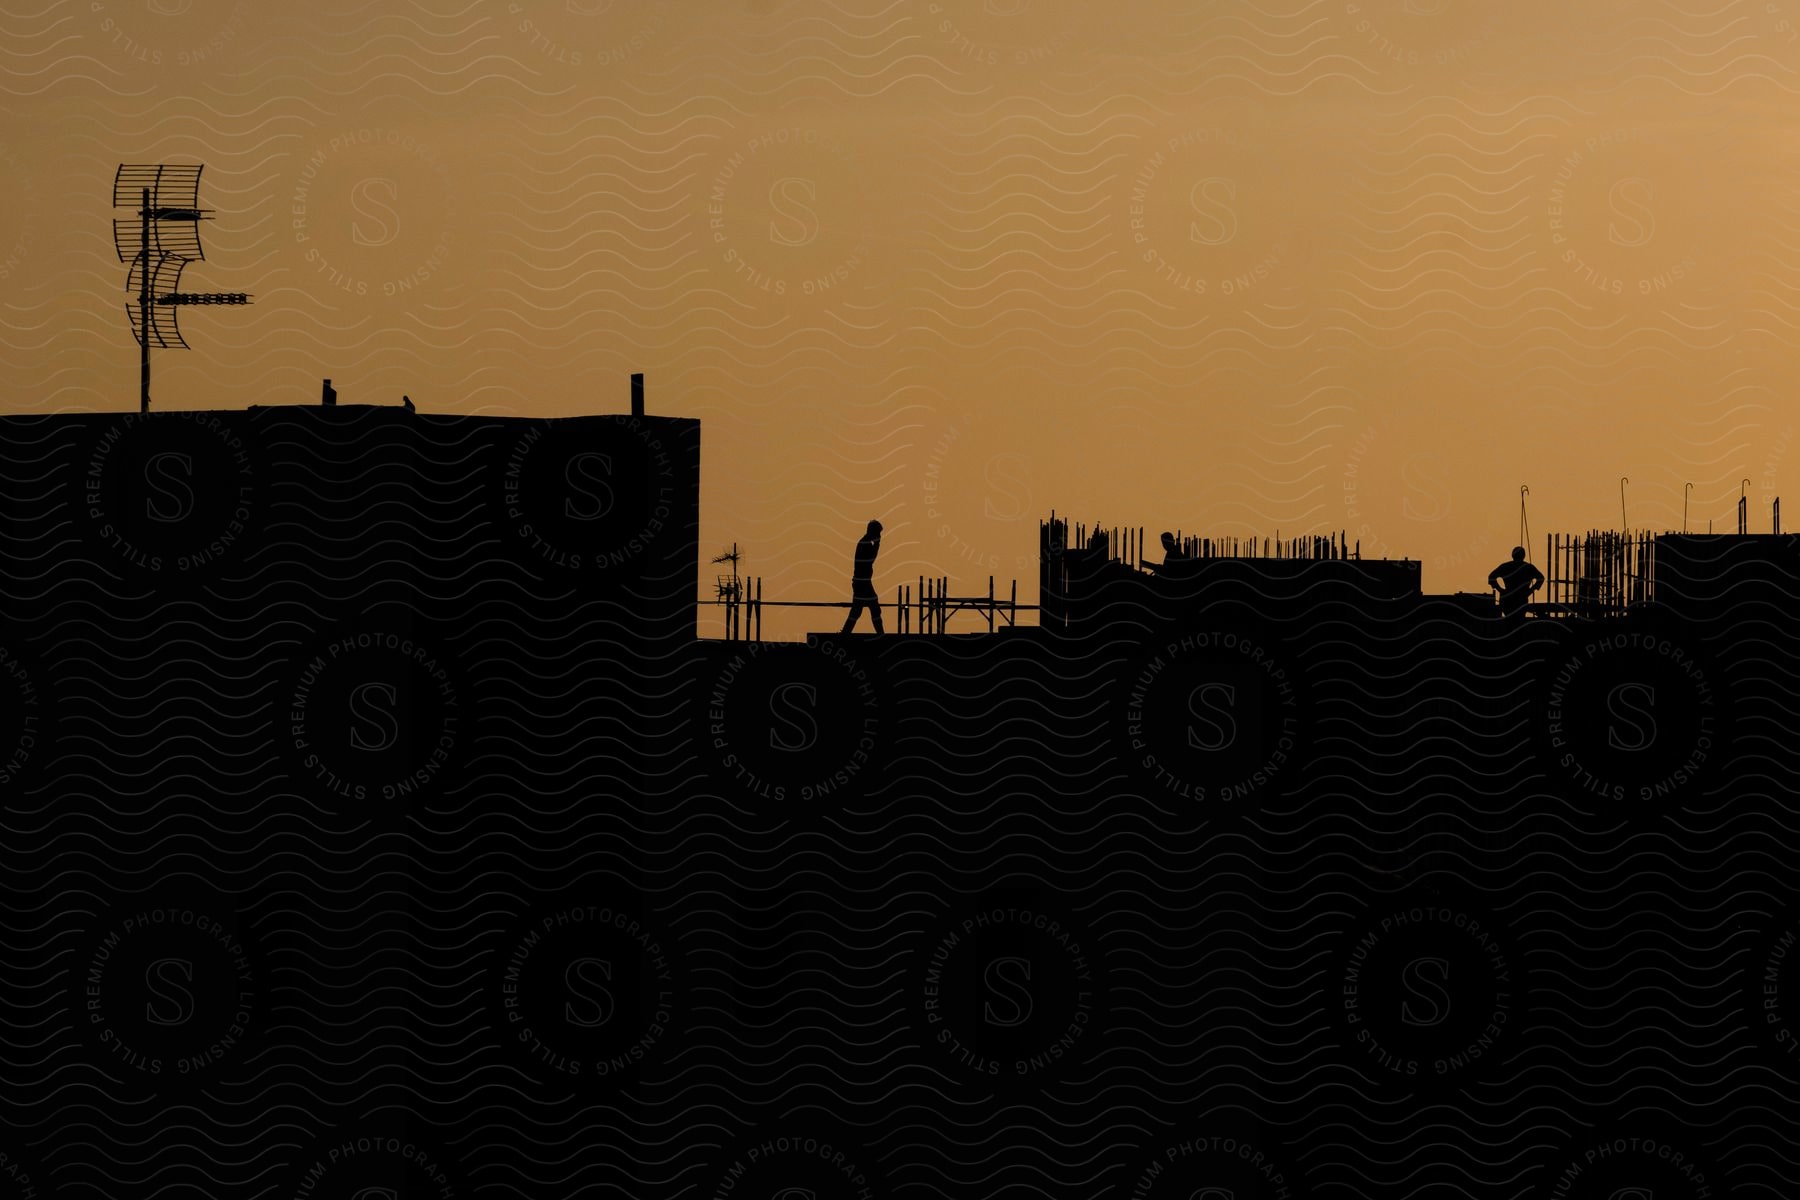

{"left": 698, "top": 598, "right": 1040, "bottom": 610}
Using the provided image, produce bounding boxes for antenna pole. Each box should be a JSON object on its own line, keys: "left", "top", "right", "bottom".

{"left": 140, "top": 186, "right": 152, "bottom": 413}
{"left": 113, "top": 163, "right": 250, "bottom": 412}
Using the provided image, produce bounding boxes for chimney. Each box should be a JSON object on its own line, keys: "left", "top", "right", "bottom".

{"left": 630, "top": 372, "right": 645, "bottom": 418}
{"left": 321, "top": 378, "right": 336, "bottom": 407}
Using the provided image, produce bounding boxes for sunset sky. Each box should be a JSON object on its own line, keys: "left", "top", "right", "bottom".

{"left": 3, "top": 0, "right": 1798, "bottom": 637}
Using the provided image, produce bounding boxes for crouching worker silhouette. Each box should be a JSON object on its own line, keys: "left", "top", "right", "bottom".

{"left": 841, "top": 519, "right": 884, "bottom": 634}
{"left": 1487, "top": 545, "right": 1545, "bottom": 619}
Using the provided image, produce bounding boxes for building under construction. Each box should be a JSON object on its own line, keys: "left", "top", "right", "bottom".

{"left": 4, "top": 385, "right": 1798, "bottom": 1199}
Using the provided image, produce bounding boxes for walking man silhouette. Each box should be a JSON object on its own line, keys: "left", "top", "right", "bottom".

{"left": 1487, "top": 545, "right": 1545, "bottom": 619}
{"left": 841, "top": 519, "right": 884, "bottom": 634}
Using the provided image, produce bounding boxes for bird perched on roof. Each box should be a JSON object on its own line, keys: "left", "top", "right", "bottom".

{"left": 402, "top": 394, "right": 415, "bottom": 414}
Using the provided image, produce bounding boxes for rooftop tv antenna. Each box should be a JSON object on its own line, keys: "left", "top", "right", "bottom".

{"left": 711, "top": 544, "right": 743, "bottom": 602}
{"left": 111, "top": 163, "right": 251, "bottom": 413}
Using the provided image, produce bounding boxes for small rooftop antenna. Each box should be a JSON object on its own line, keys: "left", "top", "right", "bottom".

{"left": 111, "top": 163, "right": 251, "bottom": 413}
{"left": 711, "top": 544, "right": 742, "bottom": 602}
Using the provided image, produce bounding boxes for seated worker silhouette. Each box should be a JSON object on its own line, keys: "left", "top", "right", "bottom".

{"left": 1147, "top": 530, "right": 1191, "bottom": 575}
{"left": 841, "top": 519, "right": 884, "bottom": 634}
{"left": 1487, "top": 546, "right": 1545, "bottom": 618}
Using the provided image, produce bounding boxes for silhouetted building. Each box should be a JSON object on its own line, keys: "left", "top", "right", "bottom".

{"left": 1652, "top": 532, "right": 1800, "bottom": 621}
{"left": 1040, "top": 518, "right": 1421, "bottom": 634}
{"left": 0, "top": 393, "right": 699, "bottom": 645}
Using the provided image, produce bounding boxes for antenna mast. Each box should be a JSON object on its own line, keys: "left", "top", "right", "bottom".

{"left": 111, "top": 163, "right": 251, "bottom": 413}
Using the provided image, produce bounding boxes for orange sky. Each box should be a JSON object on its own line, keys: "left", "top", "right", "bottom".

{"left": 4, "top": 0, "right": 1798, "bottom": 638}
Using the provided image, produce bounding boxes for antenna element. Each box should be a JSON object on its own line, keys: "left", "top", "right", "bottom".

{"left": 111, "top": 163, "right": 251, "bottom": 413}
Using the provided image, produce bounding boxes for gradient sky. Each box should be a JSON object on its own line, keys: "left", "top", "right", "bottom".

{"left": 3, "top": 0, "right": 1797, "bottom": 637}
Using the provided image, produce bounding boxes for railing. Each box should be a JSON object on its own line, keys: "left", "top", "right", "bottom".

{"left": 1041, "top": 514, "right": 1363, "bottom": 570}
{"left": 702, "top": 575, "right": 1030, "bottom": 641}
{"left": 1039, "top": 512, "right": 1379, "bottom": 629}
{"left": 1537, "top": 530, "right": 1653, "bottom": 617}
